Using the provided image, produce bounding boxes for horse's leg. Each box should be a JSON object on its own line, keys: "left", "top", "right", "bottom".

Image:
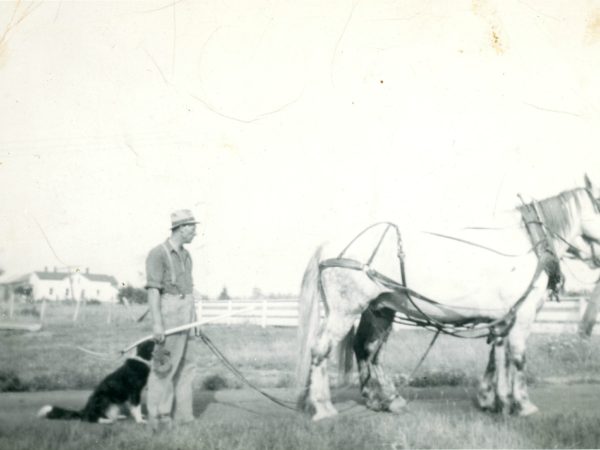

{"left": 506, "top": 304, "right": 539, "bottom": 416}
{"left": 506, "top": 283, "right": 549, "bottom": 416}
{"left": 493, "top": 338, "right": 511, "bottom": 415}
{"left": 478, "top": 281, "right": 546, "bottom": 416}
{"left": 579, "top": 280, "right": 600, "bottom": 338}
{"left": 308, "top": 312, "right": 360, "bottom": 421}
{"left": 477, "top": 336, "right": 512, "bottom": 414}
{"left": 299, "top": 262, "right": 384, "bottom": 421}
{"left": 476, "top": 344, "right": 497, "bottom": 411}
{"left": 354, "top": 306, "right": 406, "bottom": 413}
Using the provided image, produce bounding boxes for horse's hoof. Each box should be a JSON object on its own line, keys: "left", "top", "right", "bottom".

{"left": 476, "top": 390, "right": 495, "bottom": 411}
{"left": 516, "top": 402, "right": 539, "bottom": 417}
{"left": 387, "top": 396, "right": 407, "bottom": 414}
{"left": 312, "top": 408, "right": 338, "bottom": 421}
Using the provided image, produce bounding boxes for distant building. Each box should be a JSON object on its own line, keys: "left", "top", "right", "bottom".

{"left": 0, "top": 267, "right": 119, "bottom": 303}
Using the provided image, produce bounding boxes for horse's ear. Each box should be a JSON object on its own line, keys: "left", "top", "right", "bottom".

{"left": 585, "top": 174, "right": 593, "bottom": 190}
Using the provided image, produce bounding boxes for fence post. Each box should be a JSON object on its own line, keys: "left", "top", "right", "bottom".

{"left": 40, "top": 298, "right": 47, "bottom": 324}
{"left": 196, "top": 298, "right": 202, "bottom": 321}
{"left": 578, "top": 296, "right": 586, "bottom": 318}
{"left": 261, "top": 299, "right": 267, "bottom": 328}
{"left": 8, "top": 289, "right": 14, "bottom": 319}
{"left": 81, "top": 296, "right": 87, "bottom": 320}
{"left": 72, "top": 299, "right": 80, "bottom": 322}
{"left": 122, "top": 297, "right": 137, "bottom": 322}
{"left": 107, "top": 301, "right": 113, "bottom": 324}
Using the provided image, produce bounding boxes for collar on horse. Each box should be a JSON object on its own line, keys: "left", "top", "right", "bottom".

{"left": 518, "top": 197, "right": 563, "bottom": 301}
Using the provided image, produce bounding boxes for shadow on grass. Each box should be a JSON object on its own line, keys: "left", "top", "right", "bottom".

{"left": 193, "top": 390, "right": 216, "bottom": 417}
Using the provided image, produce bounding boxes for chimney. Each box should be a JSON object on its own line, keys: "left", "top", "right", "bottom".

{"left": 86, "top": 268, "right": 90, "bottom": 274}
{"left": 44, "top": 266, "right": 48, "bottom": 272}
{"left": 53, "top": 267, "right": 57, "bottom": 272}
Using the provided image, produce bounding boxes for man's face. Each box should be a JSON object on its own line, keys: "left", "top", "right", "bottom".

{"left": 180, "top": 224, "right": 197, "bottom": 244}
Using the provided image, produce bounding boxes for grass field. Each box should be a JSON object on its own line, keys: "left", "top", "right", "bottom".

{"left": 3, "top": 387, "right": 600, "bottom": 450}
{"left": 2, "top": 300, "right": 600, "bottom": 449}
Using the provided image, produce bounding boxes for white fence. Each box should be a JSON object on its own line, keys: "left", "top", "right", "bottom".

{"left": 532, "top": 296, "right": 589, "bottom": 334}
{"left": 196, "top": 296, "right": 597, "bottom": 334}
{"left": 197, "top": 299, "right": 300, "bottom": 328}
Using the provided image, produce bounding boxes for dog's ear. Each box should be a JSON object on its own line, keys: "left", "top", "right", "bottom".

{"left": 137, "top": 340, "right": 156, "bottom": 360}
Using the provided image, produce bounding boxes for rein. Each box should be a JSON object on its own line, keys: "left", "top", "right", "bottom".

{"left": 195, "top": 329, "right": 300, "bottom": 411}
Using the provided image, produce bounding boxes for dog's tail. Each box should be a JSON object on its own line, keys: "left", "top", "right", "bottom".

{"left": 37, "top": 405, "right": 83, "bottom": 420}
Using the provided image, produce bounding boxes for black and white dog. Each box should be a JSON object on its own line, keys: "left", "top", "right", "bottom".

{"left": 37, "top": 340, "right": 155, "bottom": 424}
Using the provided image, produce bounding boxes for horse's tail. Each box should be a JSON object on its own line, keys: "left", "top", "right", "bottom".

{"left": 295, "top": 245, "right": 324, "bottom": 404}
{"left": 337, "top": 325, "right": 355, "bottom": 385}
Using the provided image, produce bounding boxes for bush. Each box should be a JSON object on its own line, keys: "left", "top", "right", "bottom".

{"left": 19, "top": 305, "right": 40, "bottom": 318}
{"left": 118, "top": 285, "right": 147, "bottom": 304}
{"left": 404, "top": 369, "right": 473, "bottom": 388}
{"left": 0, "top": 370, "right": 26, "bottom": 392}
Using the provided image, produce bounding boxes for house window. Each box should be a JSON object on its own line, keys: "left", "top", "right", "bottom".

{"left": 97, "top": 289, "right": 100, "bottom": 296}
{"left": 65, "top": 288, "right": 70, "bottom": 297}
{"left": 49, "top": 288, "right": 53, "bottom": 295}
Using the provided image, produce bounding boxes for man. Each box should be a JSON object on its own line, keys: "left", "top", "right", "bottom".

{"left": 145, "top": 209, "right": 199, "bottom": 430}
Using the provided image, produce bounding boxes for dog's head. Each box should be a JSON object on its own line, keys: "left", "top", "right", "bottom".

{"left": 136, "top": 340, "right": 156, "bottom": 361}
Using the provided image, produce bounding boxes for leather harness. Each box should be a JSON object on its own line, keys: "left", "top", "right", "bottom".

{"left": 318, "top": 211, "right": 562, "bottom": 340}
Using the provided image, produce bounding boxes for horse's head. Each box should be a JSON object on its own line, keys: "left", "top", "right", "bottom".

{"left": 584, "top": 174, "right": 600, "bottom": 208}
{"left": 565, "top": 175, "right": 600, "bottom": 268}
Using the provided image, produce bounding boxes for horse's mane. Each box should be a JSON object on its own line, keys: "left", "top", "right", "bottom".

{"left": 520, "top": 188, "right": 589, "bottom": 238}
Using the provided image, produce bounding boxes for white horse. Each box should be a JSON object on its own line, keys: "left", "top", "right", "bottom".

{"left": 296, "top": 176, "right": 600, "bottom": 421}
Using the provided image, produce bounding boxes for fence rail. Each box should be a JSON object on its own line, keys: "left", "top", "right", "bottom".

{"left": 196, "top": 296, "right": 598, "bottom": 334}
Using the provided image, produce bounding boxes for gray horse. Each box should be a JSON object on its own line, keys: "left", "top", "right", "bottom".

{"left": 296, "top": 176, "right": 600, "bottom": 420}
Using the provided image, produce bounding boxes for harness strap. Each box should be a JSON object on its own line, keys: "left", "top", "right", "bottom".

{"left": 320, "top": 256, "right": 540, "bottom": 339}
{"left": 161, "top": 243, "right": 178, "bottom": 286}
{"left": 319, "top": 216, "right": 556, "bottom": 340}
{"left": 408, "top": 330, "right": 441, "bottom": 381}
{"left": 320, "top": 258, "right": 454, "bottom": 307}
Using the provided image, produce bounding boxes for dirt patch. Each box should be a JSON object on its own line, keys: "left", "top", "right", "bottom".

{"left": 3, "top": 383, "right": 600, "bottom": 428}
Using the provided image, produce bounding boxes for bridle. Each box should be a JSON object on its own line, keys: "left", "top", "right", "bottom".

{"left": 566, "top": 236, "right": 600, "bottom": 268}
{"left": 563, "top": 188, "right": 600, "bottom": 268}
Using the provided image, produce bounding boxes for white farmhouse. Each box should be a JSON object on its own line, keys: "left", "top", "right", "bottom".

{"left": 1, "top": 267, "right": 119, "bottom": 303}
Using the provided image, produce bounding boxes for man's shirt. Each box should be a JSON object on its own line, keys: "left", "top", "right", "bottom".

{"left": 145, "top": 239, "right": 194, "bottom": 295}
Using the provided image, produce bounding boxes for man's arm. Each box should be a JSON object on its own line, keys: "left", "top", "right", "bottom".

{"left": 147, "top": 287, "right": 165, "bottom": 343}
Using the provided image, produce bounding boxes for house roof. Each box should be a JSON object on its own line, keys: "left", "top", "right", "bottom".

{"left": 83, "top": 273, "right": 118, "bottom": 287}
{"left": 4, "top": 270, "right": 119, "bottom": 287}
{"left": 0, "top": 273, "right": 32, "bottom": 285}
{"left": 34, "top": 271, "right": 69, "bottom": 281}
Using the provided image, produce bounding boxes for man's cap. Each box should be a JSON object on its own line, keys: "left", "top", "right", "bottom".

{"left": 171, "top": 209, "right": 199, "bottom": 230}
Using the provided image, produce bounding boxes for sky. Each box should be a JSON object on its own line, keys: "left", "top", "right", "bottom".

{"left": 1, "top": 0, "right": 600, "bottom": 297}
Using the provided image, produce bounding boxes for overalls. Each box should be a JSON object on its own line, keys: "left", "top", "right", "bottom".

{"left": 147, "top": 243, "right": 196, "bottom": 428}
